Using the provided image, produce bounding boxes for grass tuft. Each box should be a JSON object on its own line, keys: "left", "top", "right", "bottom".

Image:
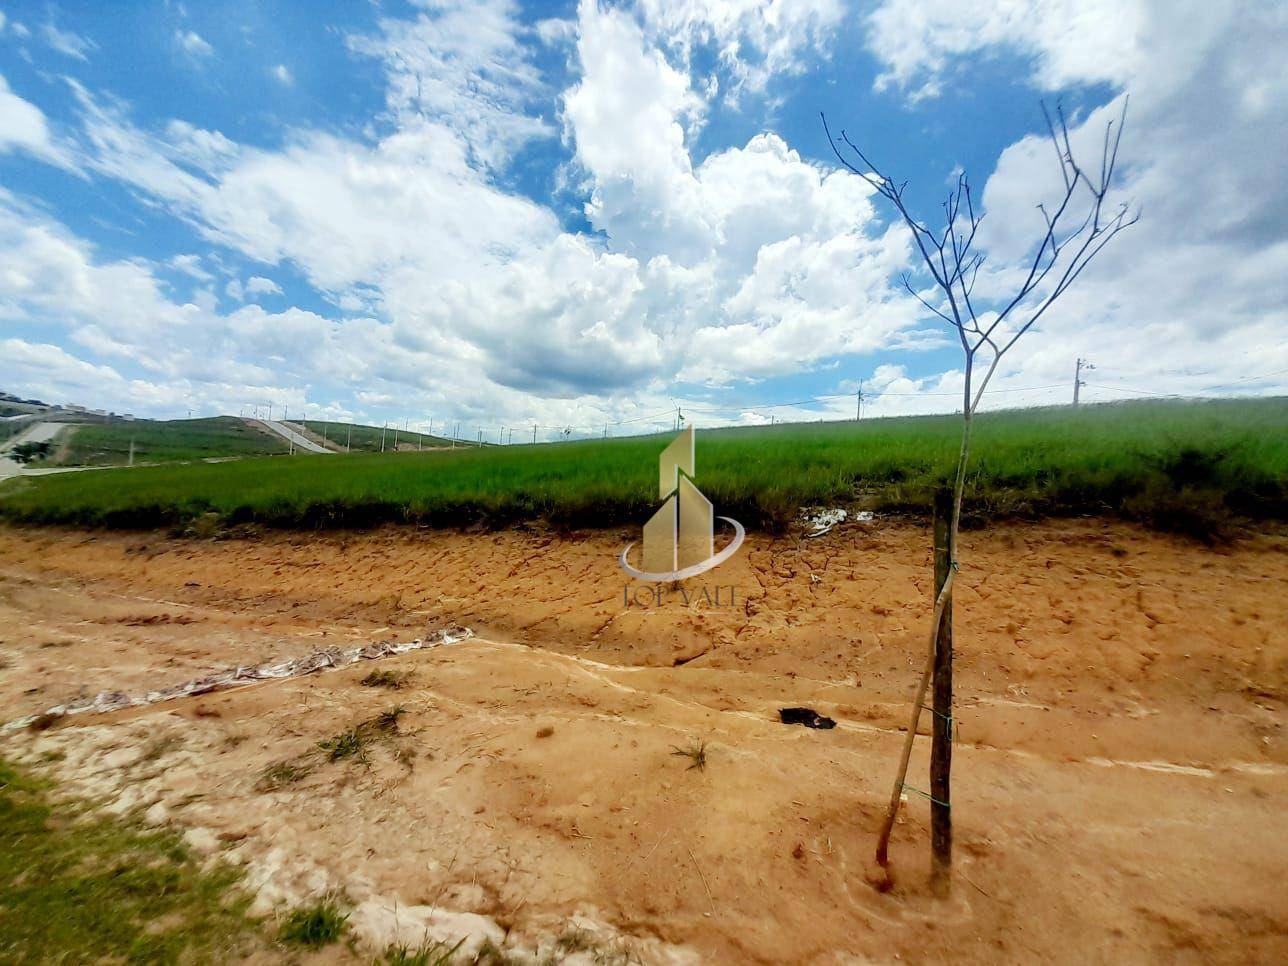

{"left": 277, "top": 898, "right": 348, "bottom": 948}
{"left": 259, "top": 758, "right": 315, "bottom": 790}
{"left": 670, "top": 741, "right": 708, "bottom": 771}
{"left": 317, "top": 706, "right": 406, "bottom": 763}
{"left": 319, "top": 727, "right": 368, "bottom": 763}
{"left": 361, "top": 668, "right": 413, "bottom": 689}
{"left": 373, "top": 705, "right": 407, "bottom": 732}
{"left": 383, "top": 937, "right": 465, "bottom": 965}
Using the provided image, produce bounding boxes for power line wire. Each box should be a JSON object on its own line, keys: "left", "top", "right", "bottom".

{"left": 287, "top": 365, "right": 1286, "bottom": 445}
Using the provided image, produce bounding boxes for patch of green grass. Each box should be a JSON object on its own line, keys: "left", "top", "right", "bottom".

{"left": 297, "top": 419, "right": 457, "bottom": 453}
{"left": 262, "top": 707, "right": 410, "bottom": 788}
{"left": 361, "top": 668, "right": 413, "bottom": 689}
{"left": 374, "top": 705, "right": 407, "bottom": 731}
{"left": 4, "top": 398, "right": 1285, "bottom": 534}
{"left": 670, "top": 741, "right": 708, "bottom": 771}
{"left": 35, "top": 416, "right": 287, "bottom": 467}
{"left": 277, "top": 897, "right": 348, "bottom": 948}
{"left": 320, "top": 727, "right": 369, "bottom": 763}
{"left": 317, "top": 706, "right": 406, "bottom": 764}
{"left": 0, "top": 757, "right": 262, "bottom": 963}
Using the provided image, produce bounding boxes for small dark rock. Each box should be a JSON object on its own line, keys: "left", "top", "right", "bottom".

{"left": 778, "top": 707, "right": 836, "bottom": 730}
{"left": 27, "top": 712, "right": 63, "bottom": 732}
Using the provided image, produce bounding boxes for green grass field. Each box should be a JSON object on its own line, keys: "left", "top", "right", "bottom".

{"left": 0, "top": 758, "right": 263, "bottom": 962}
{"left": 295, "top": 419, "right": 456, "bottom": 452}
{"left": 3, "top": 398, "right": 1285, "bottom": 536}
{"left": 37, "top": 417, "right": 287, "bottom": 466}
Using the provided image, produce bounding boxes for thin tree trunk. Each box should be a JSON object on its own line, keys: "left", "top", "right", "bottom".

{"left": 875, "top": 396, "right": 973, "bottom": 871}
{"left": 930, "top": 488, "right": 954, "bottom": 892}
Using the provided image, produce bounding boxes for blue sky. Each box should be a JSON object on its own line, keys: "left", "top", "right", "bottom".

{"left": 1, "top": 1, "right": 1284, "bottom": 438}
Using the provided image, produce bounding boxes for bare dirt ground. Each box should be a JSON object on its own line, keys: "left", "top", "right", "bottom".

{"left": 1, "top": 519, "right": 1285, "bottom": 963}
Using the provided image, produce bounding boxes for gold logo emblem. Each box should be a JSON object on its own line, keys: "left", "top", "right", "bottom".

{"left": 619, "top": 427, "right": 744, "bottom": 581}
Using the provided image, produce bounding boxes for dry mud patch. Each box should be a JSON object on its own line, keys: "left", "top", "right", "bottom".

{"left": 1, "top": 521, "right": 1286, "bottom": 962}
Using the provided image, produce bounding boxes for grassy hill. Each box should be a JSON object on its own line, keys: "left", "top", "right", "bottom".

{"left": 293, "top": 419, "right": 456, "bottom": 452}
{"left": 36, "top": 417, "right": 287, "bottom": 466}
{"left": 3, "top": 398, "right": 1285, "bottom": 537}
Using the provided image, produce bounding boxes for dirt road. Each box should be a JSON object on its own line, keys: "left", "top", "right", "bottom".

{"left": 249, "top": 417, "right": 334, "bottom": 454}
{"left": 1, "top": 519, "right": 1284, "bottom": 962}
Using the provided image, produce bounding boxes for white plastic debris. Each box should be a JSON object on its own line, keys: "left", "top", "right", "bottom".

{"left": 799, "top": 507, "right": 877, "bottom": 537}
{"left": 801, "top": 507, "right": 847, "bottom": 536}
{"left": 2, "top": 624, "right": 473, "bottom": 734}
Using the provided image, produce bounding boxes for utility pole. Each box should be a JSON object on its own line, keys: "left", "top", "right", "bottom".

{"left": 533, "top": 425, "right": 537, "bottom": 444}
{"left": 381, "top": 422, "right": 387, "bottom": 452}
{"left": 128, "top": 437, "right": 135, "bottom": 467}
{"left": 1074, "top": 357, "right": 1095, "bottom": 406}
{"left": 856, "top": 380, "right": 865, "bottom": 421}
{"left": 346, "top": 423, "right": 352, "bottom": 452}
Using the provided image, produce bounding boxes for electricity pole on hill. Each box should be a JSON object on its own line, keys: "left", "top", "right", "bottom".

{"left": 1074, "top": 357, "right": 1095, "bottom": 406}
{"left": 856, "top": 380, "right": 865, "bottom": 421}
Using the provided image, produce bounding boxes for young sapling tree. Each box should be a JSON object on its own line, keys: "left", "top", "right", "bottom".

{"left": 822, "top": 99, "right": 1139, "bottom": 877}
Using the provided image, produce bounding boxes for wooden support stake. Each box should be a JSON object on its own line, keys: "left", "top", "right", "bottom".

{"left": 931, "top": 487, "right": 954, "bottom": 893}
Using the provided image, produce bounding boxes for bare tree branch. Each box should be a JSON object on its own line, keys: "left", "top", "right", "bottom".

{"left": 823, "top": 97, "right": 1137, "bottom": 882}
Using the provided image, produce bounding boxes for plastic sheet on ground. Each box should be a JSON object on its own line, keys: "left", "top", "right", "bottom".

{"left": 800, "top": 507, "right": 874, "bottom": 537}
{"left": 3, "top": 624, "right": 473, "bottom": 734}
